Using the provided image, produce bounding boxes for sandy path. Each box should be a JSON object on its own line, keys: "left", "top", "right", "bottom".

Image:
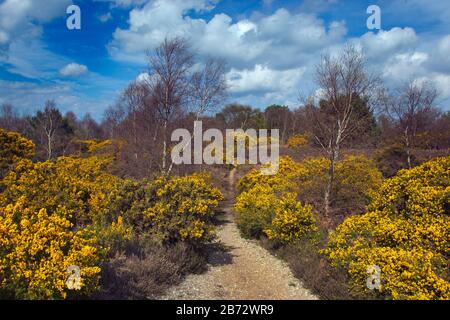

{"left": 161, "top": 200, "right": 317, "bottom": 300}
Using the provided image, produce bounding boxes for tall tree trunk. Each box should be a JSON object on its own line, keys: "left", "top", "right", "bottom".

{"left": 404, "top": 127, "right": 412, "bottom": 168}
{"left": 324, "top": 133, "right": 341, "bottom": 218}
{"left": 133, "top": 111, "right": 138, "bottom": 160}
{"left": 47, "top": 133, "right": 52, "bottom": 160}
{"left": 162, "top": 120, "right": 167, "bottom": 173}
{"left": 324, "top": 150, "right": 337, "bottom": 218}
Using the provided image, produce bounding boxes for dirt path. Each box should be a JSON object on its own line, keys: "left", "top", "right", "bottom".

{"left": 161, "top": 200, "right": 317, "bottom": 300}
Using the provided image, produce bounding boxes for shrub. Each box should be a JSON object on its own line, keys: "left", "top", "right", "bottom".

{"left": 333, "top": 155, "right": 383, "bottom": 213}
{"left": 264, "top": 193, "right": 318, "bottom": 244}
{"left": 287, "top": 134, "right": 309, "bottom": 148}
{"left": 127, "top": 173, "right": 223, "bottom": 245}
{"left": 235, "top": 184, "right": 279, "bottom": 238}
{"left": 237, "top": 156, "right": 302, "bottom": 193}
{"left": 324, "top": 156, "right": 450, "bottom": 300}
{"left": 237, "top": 155, "right": 382, "bottom": 218}
{"left": 0, "top": 156, "right": 125, "bottom": 226}
{"left": 0, "top": 128, "right": 35, "bottom": 179}
{"left": 235, "top": 186, "right": 318, "bottom": 243}
{"left": 0, "top": 198, "right": 101, "bottom": 299}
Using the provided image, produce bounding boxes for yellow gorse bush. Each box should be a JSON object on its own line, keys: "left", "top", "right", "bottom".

{"left": 235, "top": 156, "right": 319, "bottom": 242}
{"left": 235, "top": 185, "right": 318, "bottom": 242}
{"left": 0, "top": 128, "right": 35, "bottom": 178}
{"left": 237, "top": 156, "right": 303, "bottom": 193}
{"left": 287, "top": 134, "right": 309, "bottom": 148}
{"left": 0, "top": 198, "right": 101, "bottom": 299}
{"left": 129, "top": 173, "right": 224, "bottom": 244}
{"left": 0, "top": 156, "right": 124, "bottom": 225}
{"left": 324, "top": 156, "right": 450, "bottom": 300}
{"left": 235, "top": 184, "right": 280, "bottom": 238}
{"left": 264, "top": 192, "right": 318, "bottom": 243}
{"left": 237, "top": 155, "right": 382, "bottom": 215}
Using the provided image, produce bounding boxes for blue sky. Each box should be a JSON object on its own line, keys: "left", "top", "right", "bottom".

{"left": 1, "top": 0, "right": 450, "bottom": 120}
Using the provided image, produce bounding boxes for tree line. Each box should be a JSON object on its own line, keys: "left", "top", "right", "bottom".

{"left": 1, "top": 40, "right": 449, "bottom": 183}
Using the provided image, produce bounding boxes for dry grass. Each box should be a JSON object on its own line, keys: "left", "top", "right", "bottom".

{"left": 96, "top": 239, "right": 207, "bottom": 300}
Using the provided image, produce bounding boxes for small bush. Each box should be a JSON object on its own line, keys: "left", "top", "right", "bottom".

{"left": 0, "top": 128, "right": 35, "bottom": 179}
{"left": 235, "top": 186, "right": 318, "bottom": 243}
{"left": 287, "top": 134, "right": 309, "bottom": 148}
{"left": 264, "top": 193, "right": 318, "bottom": 244}
{"left": 235, "top": 184, "right": 279, "bottom": 238}
{"left": 126, "top": 173, "right": 224, "bottom": 245}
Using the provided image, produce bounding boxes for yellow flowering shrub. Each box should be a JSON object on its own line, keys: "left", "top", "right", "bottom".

{"left": 237, "top": 156, "right": 302, "bottom": 193}
{"left": 0, "top": 128, "right": 35, "bottom": 178}
{"left": 235, "top": 185, "right": 317, "bottom": 242}
{"left": 74, "top": 139, "right": 113, "bottom": 153}
{"left": 0, "top": 198, "right": 101, "bottom": 299}
{"left": 235, "top": 184, "right": 280, "bottom": 238}
{"left": 264, "top": 193, "right": 318, "bottom": 243}
{"left": 324, "top": 156, "right": 450, "bottom": 300}
{"left": 128, "top": 173, "right": 223, "bottom": 244}
{"left": 95, "top": 216, "right": 133, "bottom": 254}
{"left": 287, "top": 134, "right": 309, "bottom": 148}
{"left": 0, "top": 156, "right": 124, "bottom": 225}
{"left": 334, "top": 155, "right": 383, "bottom": 211}
{"left": 237, "top": 155, "right": 381, "bottom": 214}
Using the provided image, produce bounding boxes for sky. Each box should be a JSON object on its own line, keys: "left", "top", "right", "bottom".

{"left": 1, "top": 0, "right": 450, "bottom": 121}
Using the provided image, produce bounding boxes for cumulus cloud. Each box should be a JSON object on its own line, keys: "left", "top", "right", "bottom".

{"left": 109, "top": 3, "right": 346, "bottom": 68}
{"left": 382, "top": 52, "right": 428, "bottom": 81}
{"left": 0, "top": 0, "right": 71, "bottom": 46}
{"left": 59, "top": 63, "right": 89, "bottom": 77}
{"left": 356, "top": 27, "right": 418, "bottom": 60}
{"left": 227, "top": 64, "right": 305, "bottom": 94}
{"left": 108, "top": 0, "right": 347, "bottom": 102}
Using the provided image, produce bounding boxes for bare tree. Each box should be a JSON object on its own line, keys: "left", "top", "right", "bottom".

{"left": 164, "top": 57, "right": 228, "bottom": 174}
{"left": 189, "top": 57, "right": 228, "bottom": 118}
{"left": 308, "top": 45, "right": 380, "bottom": 218}
{"left": 122, "top": 81, "right": 147, "bottom": 159}
{"left": 0, "top": 103, "right": 23, "bottom": 132}
{"left": 103, "top": 103, "right": 126, "bottom": 140}
{"left": 380, "top": 80, "right": 438, "bottom": 167}
{"left": 145, "top": 37, "right": 194, "bottom": 172}
{"left": 264, "top": 105, "right": 291, "bottom": 143}
{"left": 31, "top": 100, "right": 65, "bottom": 160}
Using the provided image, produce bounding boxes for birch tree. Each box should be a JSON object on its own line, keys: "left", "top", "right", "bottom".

{"left": 309, "top": 45, "right": 380, "bottom": 218}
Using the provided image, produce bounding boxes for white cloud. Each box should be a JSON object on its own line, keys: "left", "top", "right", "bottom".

{"left": 227, "top": 64, "right": 305, "bottom": 94}
{"left": 382, "top": 51, "right": 428, "bottom": 81}
{"left": 109, "top": 3, "right": 346, "bottom": 67}
{"left": 357, "top": 28, "right": 418, "bottom": 60}
{"left": 416, "top": 73, "right": 450, "bottom": 99}
{"left": 59, "top": 63, "right": 89, "bottom": 77}
{"left": 0, "top": 0, "right": 71, "bottom": 46}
